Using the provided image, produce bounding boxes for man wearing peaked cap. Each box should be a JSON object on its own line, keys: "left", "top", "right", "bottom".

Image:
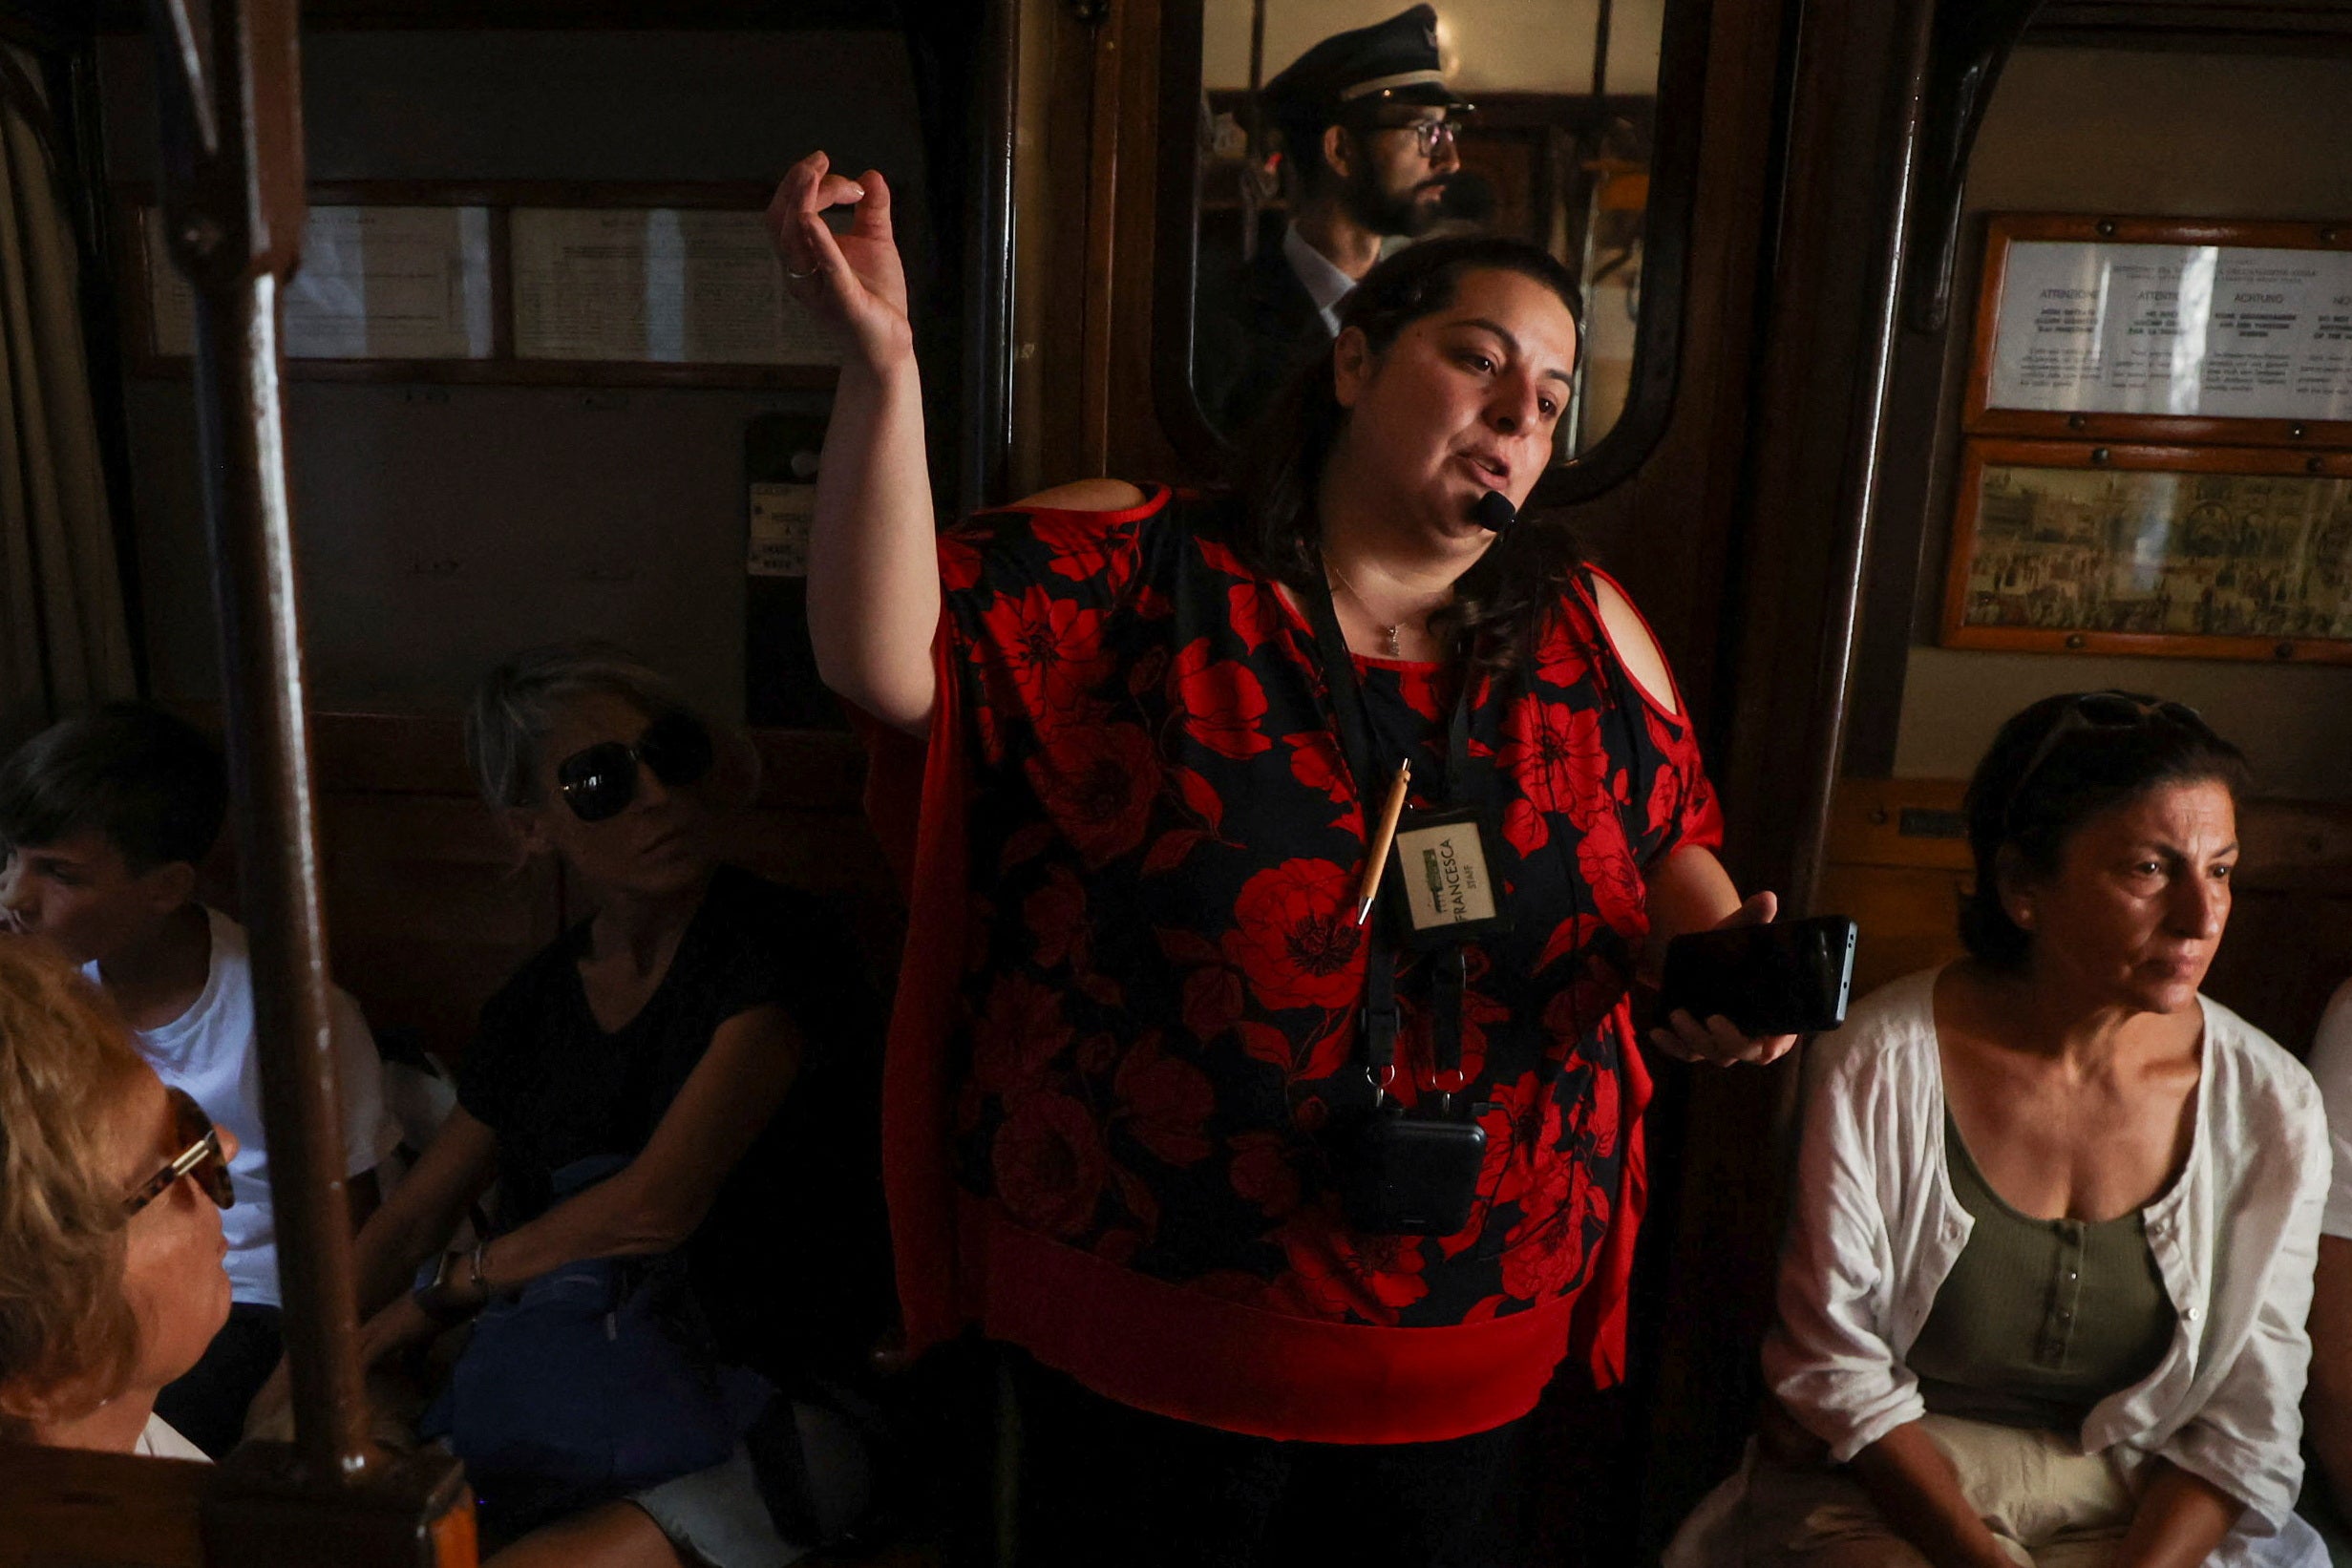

{"left": 1194, "top": 4, "right": 1473, "bottom": 438}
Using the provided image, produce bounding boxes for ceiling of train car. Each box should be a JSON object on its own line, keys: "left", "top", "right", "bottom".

{"left": 88, "top": 0, "right": 923, "bottom": 29}
{"left": 2033, "top": 1, "right": 2352, "bottom": 47}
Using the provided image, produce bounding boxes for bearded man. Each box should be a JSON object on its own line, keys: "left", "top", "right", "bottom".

{"left": 1194, "top": 5, "right": 1473, "bottom": 438}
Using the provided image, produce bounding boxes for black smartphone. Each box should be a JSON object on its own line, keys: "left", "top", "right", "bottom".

{"left": 1658, "top": 915, "right": 1858, "bottom": 1037}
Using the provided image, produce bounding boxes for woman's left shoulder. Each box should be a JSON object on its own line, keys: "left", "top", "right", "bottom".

{"left": 2199, "top": 993, "right": 2326, "bottom": 1134}
{"left": 1571, "top": 565, "right": 1685, "bottom": 719}
{"left": 1008, "top": 477, "right": 1155, "bottom": 513}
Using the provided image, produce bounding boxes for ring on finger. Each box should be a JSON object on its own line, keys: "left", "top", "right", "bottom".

{"left": 783, "top": 264, "right": 817, "bottom": 283}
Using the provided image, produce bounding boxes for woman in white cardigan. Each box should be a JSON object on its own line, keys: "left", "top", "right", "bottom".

{"left": 1673, "top": 692, "right": 2329, "bottom": 1568}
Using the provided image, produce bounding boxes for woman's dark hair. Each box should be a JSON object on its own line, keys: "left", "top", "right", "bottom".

{"left": 1958, "top": 691, "right": 2252, "bottom": 968}
{"left": 1218, "top": 233, "right": 1585, "bottom": 674}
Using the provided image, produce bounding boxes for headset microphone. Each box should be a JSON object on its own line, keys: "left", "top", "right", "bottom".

{"left": 1473, "top": 490, "right": 1516, "bottom": 536}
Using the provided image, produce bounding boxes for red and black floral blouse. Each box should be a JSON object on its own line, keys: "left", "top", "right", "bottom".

{"left": 863, "top": 485, "right": 1723, "bottom": 1444}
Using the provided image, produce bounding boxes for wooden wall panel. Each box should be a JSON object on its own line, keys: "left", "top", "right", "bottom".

{"left": 191, "top": 714, "right": 894, "bottom": 1069}
{"left": 315, "top": 795, "right": 561, "bottom": 1068}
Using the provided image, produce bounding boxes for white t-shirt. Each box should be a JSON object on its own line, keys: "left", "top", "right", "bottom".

{"left": 93, "top": 908, "right": 397, "bottom": 1309}
{"left": 137, "top": 1411, "right": 208, "bottom": 1460}
{"left": 2305, "top": 979, "right": 2352, "bottom": 1240}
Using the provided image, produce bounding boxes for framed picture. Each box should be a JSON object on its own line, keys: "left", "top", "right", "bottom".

{"left": 1966, "top": 214, "right": 2352, "bottom": 448}
{"left": 117, "top": 181, "right": 844, "bottom": 388}
{"left": 1940, "top": 439, "right": 2352, "bottom": 665}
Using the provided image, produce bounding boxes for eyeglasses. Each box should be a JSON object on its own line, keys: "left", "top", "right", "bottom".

{"left": 555, "top": 711, "right": 715, "bottom": 824}
{"left": 1367, "top": 117, "right": 1459, "bottom": 156}
{"left": 2004, "top": 691, "right": 2204, "bottom": 829}
{"left": 125, "top": 1087, "right": 234, "bottom": 1216}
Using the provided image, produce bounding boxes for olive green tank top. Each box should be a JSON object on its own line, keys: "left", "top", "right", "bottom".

{"left": 1907, "top": 1112, "right": 2177, "bottom": 1431}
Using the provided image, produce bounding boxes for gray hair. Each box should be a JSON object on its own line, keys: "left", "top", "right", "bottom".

{"left": 463, "top": 643, "right": 709, "bottom": 811}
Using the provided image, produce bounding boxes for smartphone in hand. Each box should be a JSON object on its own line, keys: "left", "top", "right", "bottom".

{"left": 1659, "top": 915, "right": 1858, "bottom": 1037}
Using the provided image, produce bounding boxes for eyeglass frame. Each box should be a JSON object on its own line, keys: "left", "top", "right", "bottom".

{"left": 1353, "top": 111, "right": 1462, "bottom": 157}
{"left": 125, "top": 1086, "right": 234, "bottom": 1216}
{"left": 553, "top": 710, "right": 716, "bottom": 825}
{"left": 2002, "top": 691, "right": 2206, "bottom": 836}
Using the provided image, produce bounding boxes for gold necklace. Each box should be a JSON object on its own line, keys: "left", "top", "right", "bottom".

{"left": 1324, "top": 561, "right": 1406, "bottom": 657}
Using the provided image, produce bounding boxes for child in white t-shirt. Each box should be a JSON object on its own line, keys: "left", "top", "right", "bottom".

{"left": 0, "top": 705, "right": 395, "bottom": 1457}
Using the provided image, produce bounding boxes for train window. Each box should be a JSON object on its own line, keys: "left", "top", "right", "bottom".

{"left": 1155, "top": 0, "right": 1708, "bottom": 501}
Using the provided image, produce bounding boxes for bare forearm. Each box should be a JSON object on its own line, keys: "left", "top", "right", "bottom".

{"left": 810, "top": 353, "right": 941, "bottom": 732}
{"left": 350, "top": 1110, "right": 498, "bottom": 1317}
{"left": 353, "top": 1196, "right": 462, "bottom": 1319}
{"left": 1641, "top": 845, "right": 1741, "bottom": 977}
{"left": 1849, "top": 1424, "right": 2017, "bottom": 1568}
{"left": 2112, "top": 1462, "right": 2239, "bottom": 1568}
{"left": 476, "top": 1172, "right": 687, "bottom": 1293}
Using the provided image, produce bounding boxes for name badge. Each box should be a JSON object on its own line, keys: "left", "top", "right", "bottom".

{"left": 1386, "top": 807, "right": 1513, "bottom": 947}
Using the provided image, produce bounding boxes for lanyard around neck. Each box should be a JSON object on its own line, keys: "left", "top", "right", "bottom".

{"left": 1300, "top": 558, "right": 1486, "bottom": 1098}
{"left": 1300, "top": 557, "right": 1480, "bottom": 809}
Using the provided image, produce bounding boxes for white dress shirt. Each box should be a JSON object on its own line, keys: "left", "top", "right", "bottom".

{"left": 138, "top": 1412, "right": 208, "bottom": 1460}
{"left": 1282, "top": 224, "right": 1359, "bottom": 338}
{"left": 1760, "top": 968, "right": 2329, "bottom": 1561}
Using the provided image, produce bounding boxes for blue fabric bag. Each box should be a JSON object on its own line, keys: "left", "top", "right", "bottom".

{"left": 419, "top": 1157, "right": 773, "bottom": 1528}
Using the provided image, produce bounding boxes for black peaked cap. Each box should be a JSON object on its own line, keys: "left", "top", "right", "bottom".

{"left": 1262, "top": 5, "right": 1472, "bottom": 125}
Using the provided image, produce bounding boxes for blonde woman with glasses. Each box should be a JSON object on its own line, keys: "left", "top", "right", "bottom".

{"left": 0, "top": 939, "right": 235, "bottom": 1459}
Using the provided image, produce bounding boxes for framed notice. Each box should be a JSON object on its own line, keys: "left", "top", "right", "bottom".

{"left": 1968, "top": 215, "right": 2352, "bottom": 447}
{"left": 509, "top": 208, "right": 846, "bottom": 367}
{"left": 1941, "top": 439, "right": 2352, "bottom": 665}
{"left": 136, "top": 203, "right": 496, "bottom": 363}
{"left": 117, "top": 182, "right": 843, "bottom": 389}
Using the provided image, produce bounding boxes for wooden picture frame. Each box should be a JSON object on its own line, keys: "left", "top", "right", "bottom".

{"left": 1940, "top": 439, "right": 2352, "bottom": 665}
{"left": 115, "top": 181, "right": 842, "bottom": 390}
{"left": 1965, "top": 214, "right": 2352, "bottom": 449}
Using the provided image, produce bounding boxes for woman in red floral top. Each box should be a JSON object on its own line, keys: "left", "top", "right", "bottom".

{"left": 766, "top": 149, "right": 1797, "bottom": 1566}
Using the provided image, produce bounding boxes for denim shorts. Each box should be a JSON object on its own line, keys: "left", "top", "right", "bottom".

{"left": 630, "top": 1402, "right": 871, "bottom": 1568}
{"left": 631, "top": 1445, "right": 797, "bottom": 1568}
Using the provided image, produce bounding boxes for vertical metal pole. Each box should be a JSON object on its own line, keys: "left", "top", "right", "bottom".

{"left": 1786, "top": 0, "right": 1936, "bottom": 919}
{"left": 148, "top": 0, "right": 376, "bottom": 1482}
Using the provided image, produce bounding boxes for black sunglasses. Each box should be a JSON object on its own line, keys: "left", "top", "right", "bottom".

{"left": 2004, "top": 691, "right": 2204, "bottom": 829}
{"left": 555, "top": 711, "right": 715, "bottom": 824}
{"left": 125, "top": 1087, "right": 234, "bottom": 1216}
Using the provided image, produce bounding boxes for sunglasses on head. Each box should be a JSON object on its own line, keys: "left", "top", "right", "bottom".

{"left": 125, "top": 1087, "right": 233, "bottom": 1216}
{"left": 2004, "top": 691, "right": 2205, "bottom": 829}
{"left": 555, "top": 710, "right": 715, "bottom": 824}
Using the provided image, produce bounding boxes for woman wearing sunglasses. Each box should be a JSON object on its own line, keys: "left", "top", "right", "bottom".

{"left": 1672, "top": 693, "right": 2328, "bottom": 1568}
{"left": 323, "top": 644, "right": 882, "bottom": 1568}
{"left": 0, "top": 940, "right": 236, "bottom": 1461}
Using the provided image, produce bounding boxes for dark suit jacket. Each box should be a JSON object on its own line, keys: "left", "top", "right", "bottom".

{"left": 1192, "top": 235, "right": 1335, "bottom": 441}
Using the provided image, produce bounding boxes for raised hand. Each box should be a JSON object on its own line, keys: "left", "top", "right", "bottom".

{"left": 765, "top": 150, "right": 912, "bottom": 371}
